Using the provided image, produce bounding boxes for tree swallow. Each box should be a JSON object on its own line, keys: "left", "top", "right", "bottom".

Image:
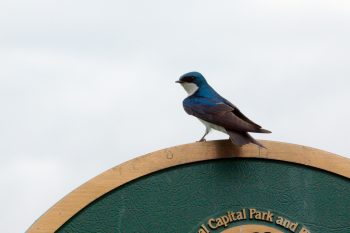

{"left": 176, "top": 71, "right": 271, "bottom": 148}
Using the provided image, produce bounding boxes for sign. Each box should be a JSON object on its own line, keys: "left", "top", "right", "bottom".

{"left": 27, "top": 140, "right": 350, "bottom": 233}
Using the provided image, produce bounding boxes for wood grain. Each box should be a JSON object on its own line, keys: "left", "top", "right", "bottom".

{"left": 221, "top": 224, "right": 283, "bottom": 233}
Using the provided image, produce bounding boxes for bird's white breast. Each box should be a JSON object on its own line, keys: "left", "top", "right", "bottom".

{"left": 181, "top": 83, "right": 199, "bottom": 96}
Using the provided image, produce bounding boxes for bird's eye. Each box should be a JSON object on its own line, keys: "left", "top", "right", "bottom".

{"left": 182, "top": 76, "right": 195, "bottom": 83}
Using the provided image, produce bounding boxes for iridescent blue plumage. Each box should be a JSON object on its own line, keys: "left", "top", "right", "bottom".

{"left": 177, "top": 71, "right": 271, "bottom": 148}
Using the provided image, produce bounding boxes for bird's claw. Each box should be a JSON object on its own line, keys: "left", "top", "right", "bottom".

{"left": 197, "top": 139, "right": 206, "bottom": 142}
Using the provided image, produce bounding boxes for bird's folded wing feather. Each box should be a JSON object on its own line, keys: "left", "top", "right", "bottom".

{"left": 223, "top": 99, "right": 262, "bottom": 128}
{"left": 184, "top": 102, "right": 261, "bottom": 132}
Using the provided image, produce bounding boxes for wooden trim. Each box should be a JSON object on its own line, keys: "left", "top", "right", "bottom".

{"left": 27, "top": 140, "right": 350, "bottom": 233}
{"left": 221, "top": 224, "right": 283, "bottom": 233}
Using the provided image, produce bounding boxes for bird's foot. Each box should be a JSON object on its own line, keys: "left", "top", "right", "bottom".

{"left": 197, "top": 138, "right": 206, "bottom": 142}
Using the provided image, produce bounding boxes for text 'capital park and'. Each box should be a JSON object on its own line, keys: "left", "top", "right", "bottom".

{"left": 198, "top": 208, "right": 310, "bottom": 233}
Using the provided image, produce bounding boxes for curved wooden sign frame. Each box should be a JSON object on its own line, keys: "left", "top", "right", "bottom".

{"left": 27, "top": 140, "right": 350, "bottom": 233}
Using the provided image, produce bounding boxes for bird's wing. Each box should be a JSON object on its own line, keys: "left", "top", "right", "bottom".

{"left": 222, "top": 99, "right": 262, "bottom": 128}
{"left": 184, "top": 101, "right": 261, "bottom": 132}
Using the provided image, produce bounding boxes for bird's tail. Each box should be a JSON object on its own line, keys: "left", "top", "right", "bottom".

{"left": 257, "top": 128, "right": 272, "bottom": 134}
{"left": 227, "top": 130, "right": 266, "bottom": 148}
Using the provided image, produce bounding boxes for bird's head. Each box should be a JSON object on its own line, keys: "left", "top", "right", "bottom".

{"left": 176, "top": 71, "right": 208, "bottom": 95}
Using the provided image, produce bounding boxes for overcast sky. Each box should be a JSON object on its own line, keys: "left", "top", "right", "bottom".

{"left": 1, "top": 1, "right": 350, "bottom": 232}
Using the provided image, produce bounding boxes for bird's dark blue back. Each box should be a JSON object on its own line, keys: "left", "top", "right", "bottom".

{"left": 183, "top": 84, "right": 227, "bottom": 107}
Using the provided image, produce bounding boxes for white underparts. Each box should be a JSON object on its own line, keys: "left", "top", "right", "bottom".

{"left": 199, "top": 119, "right": 227, "bottom": 134}
{"left": 181, "top": 83, "right": 199, "bottom": 96}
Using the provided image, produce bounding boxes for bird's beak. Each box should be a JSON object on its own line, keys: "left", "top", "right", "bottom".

{"left": 175, "top": 80, "right": 184, "bottom": 84}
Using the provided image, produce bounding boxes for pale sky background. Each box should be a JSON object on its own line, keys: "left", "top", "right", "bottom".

{"left": 1, "top": 1, "right": 350, "bottom": 232}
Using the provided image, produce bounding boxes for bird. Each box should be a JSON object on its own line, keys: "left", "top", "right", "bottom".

{"left": 176, "top": 71, "right": 271, "bottom": 148}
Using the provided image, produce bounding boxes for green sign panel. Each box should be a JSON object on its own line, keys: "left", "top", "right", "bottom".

{"left": 58, "top": 159, "right": 350, "bottom": 233}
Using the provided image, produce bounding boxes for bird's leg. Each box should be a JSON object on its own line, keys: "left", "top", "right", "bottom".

{"left": 198, "top": 127, "right": 210, "bottom": 142}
